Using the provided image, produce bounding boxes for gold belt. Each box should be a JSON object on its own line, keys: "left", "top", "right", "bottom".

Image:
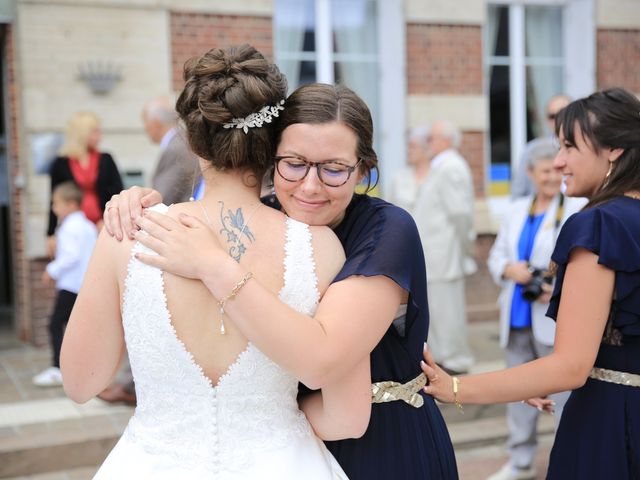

{"left": 589, "top": 367, "right": 640, "bottom": 387}
{"left": 371, "top": 373, "right": 426, "bottom": 408}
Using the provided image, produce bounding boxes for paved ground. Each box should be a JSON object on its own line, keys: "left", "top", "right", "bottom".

{"left": 0, "top": 320, "right": 557, "bottom": 479}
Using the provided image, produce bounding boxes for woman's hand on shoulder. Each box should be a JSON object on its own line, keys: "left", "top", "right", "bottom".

{"left": 133, "top": 206, "right": 228, "bottom": 281}
{"left": 104, "top": 186, "right": 163, "bottom": 241}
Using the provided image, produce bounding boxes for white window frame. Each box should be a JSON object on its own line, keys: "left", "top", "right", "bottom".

{"left": 486, "top": 0, "right": 595, "bottom": 177}
{"left": 314, "top": 0, "right": 334, "bottom": 83}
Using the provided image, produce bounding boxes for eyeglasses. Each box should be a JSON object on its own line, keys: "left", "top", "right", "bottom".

{"left": 275, "top": 156, "right": 362, "bottom": 187}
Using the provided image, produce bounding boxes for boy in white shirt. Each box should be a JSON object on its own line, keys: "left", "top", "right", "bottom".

{"left": 33, "top": 181, "right": 98, "bottom": 386}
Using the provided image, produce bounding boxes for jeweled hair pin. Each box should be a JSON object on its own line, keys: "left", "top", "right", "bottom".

{"left": 223, "top": 100, "right": 286, "bottom": 134}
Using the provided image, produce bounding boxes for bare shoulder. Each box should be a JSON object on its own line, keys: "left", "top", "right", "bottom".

{"left": 91, "top": 227, "right": 136, "bottom": 282}
{"left": 309, "top": 225, "right": 344, "bottom": 260}
{"left": 309, "top": 225, "right": 345, "bottom": 293}
{"left": 163, "top": 201, "right": 194, "bottom": 219}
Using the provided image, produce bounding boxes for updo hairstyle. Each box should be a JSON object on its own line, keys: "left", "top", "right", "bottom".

{"left": 176, "top": 44, "right": 288, "bottom": 178}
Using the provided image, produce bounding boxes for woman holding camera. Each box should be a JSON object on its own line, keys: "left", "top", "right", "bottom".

{"left": 485, "top": 138, "right": 585, "bottom": 480}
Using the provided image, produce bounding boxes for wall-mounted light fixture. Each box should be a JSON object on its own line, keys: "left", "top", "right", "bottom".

{"left": 77, "top": 61, "right": 122, "bottom": 95}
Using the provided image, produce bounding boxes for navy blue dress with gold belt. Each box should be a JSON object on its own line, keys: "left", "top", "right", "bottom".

{"left": 322, "top": 194, "right": 458, "bottom": 479}
{"left": 546, "top": 196, "right": 640, "bottom": 479}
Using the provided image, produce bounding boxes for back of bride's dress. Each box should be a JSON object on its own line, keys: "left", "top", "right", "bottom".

{"left": 94, "top": 209, "right": 346, "bottom": 479}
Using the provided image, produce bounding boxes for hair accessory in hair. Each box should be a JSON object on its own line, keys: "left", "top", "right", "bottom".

{"left": 223, "top": 100, "right": 285, "bottom": 134}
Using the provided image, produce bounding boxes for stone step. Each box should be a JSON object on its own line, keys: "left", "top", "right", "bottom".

{"left": 449, "top": 410, "right": 555, "bottom": 450}
{"left": 4, "top": 465, "right": 97, "bottom": 479}
{"left": 0, "top": 394, "right": 554, "bottom": 477}
{"left": 0, "top": 398, "right": 131, "bottom": 477}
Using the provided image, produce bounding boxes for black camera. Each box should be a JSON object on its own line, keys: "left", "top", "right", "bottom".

{"left": 522, "top": 268, "right": 553, "bottom": 302}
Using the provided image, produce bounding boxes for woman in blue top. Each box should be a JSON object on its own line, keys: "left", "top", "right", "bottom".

{"left": 486, "top": 138, "right": 585, "bottom": 480}
{"left": 105, "top": 83, "right": 457, "bottom": 479}
{"left": 424, "top": 87, "right": 640, "bottom": 478}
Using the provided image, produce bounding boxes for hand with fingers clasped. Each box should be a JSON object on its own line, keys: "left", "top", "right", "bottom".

{"left": 133, "top": 209, "right": 227, "bottom": 280}
{"left": 103, "top": 186, "right": 163, "bottom": 241}
{"left": 420, "top": 345, "right": 456, "bottom": 404}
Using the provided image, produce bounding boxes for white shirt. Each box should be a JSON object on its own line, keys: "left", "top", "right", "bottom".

{"left": 46, "top": 211, "right": 98, "bottom": 293}
{"left": 430, "top": 148, "right": 451, "bottom": 170}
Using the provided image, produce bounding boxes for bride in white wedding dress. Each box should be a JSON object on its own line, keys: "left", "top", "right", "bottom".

{"left": 60, "top": 45, "right": 370, "bottom": 479}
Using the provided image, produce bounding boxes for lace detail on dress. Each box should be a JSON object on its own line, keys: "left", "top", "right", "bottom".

{"left": 282, "top": 217, "right": 321, "bottom": 315}
{"left": 120, "top": 207, "right": 322, "bottom": 474}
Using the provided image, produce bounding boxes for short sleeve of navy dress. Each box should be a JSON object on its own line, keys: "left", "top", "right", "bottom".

{"left": 324, "top": 194, "right": 457, "bottom": 479}
{"left": 546, "top": 196, "right": 640, "bottom": 338}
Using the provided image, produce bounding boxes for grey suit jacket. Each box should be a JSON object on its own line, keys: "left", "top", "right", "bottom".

{"left": 411, "top": 149, "right": 476, "bottom": 282}
{"left": 152, "top": 130, "right": 199, "bottom": 205}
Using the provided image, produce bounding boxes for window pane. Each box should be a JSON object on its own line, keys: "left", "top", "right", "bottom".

{"left": 524, "top": 5, "right": 564, "bottom": 140}
{"left": 489, "top": 65, "right": 511, "bottom": 167}
{"left": 525, "top": 5, "right": 563, "bottom": 58}
{"left": 526, "top": 65, "right": 564, "bottom": 139}
{"left": 331, "top": 0, "right": 377, "bottom": 55}
{"left": 274, "top": 0, "right": 316, "bottom": 89}
{"left": 332, "top": 0, "right": 378, "bottom": 121}
{"left": 487, "top": 5, "right": 509, "bottom": 58}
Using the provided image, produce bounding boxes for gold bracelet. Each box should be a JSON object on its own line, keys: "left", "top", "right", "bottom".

{"left": 217, "top": 272, "right": 253, "bottom": 335}
{"left": 452, "top": 376, "right": 463, "bottom": 413}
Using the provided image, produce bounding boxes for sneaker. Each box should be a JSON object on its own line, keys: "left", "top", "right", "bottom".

{"left": 32, "top": 366, "right": 63, "bottom": 387}
{"left": 487, "top": 463, "right": 536, "bottom": 480}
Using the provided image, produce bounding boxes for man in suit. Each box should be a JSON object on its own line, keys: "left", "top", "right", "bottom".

{"left": 409, "top": 121, "right": 476, "bottom": 374}
{"left": 143, "top": 95, "right": 199, "bottom": 204}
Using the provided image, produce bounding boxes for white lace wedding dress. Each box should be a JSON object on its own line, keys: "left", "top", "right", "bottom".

{"left": 94, "top": 206, "right": 347, "bottom": 479}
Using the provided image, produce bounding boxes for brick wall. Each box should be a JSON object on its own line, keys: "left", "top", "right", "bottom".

{"left": 597, "top": 29, "right": 640, "bottom": 91}
{"left": 7, "top": 20, "right": 57, "bottom": 346}
{"left": 170, "top": 13, "right": 273, "bottom": 91}
{"left": 4, "top": 24, "right": 31, "bottom": 341}
{"left": 406, "top": 24, "right": 483, "bottom": 95}
{"left": 29, "top": 259, "right": 56, "bottom": 347}
{"left": 407, "top": 23, "right": 486, "bottom": 196}
{"left": 459, "top": 131, "right": 485, "bottom": 197}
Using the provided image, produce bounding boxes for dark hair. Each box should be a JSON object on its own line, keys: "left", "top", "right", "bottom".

{"left": 53, "top": 181, "right": 83, "bottom": 206}
{"left": 175, "top": 44, "right": 287, "bottom": 179}
{"left": 555, "top": 87, "right": 640, "bottom": 208}
{"left": 274, "top": 83, "right": 379, "bottom": 192}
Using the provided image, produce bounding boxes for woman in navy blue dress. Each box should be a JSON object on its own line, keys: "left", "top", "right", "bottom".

{"left": 105, "top": 82, "right": 458, "bottom": 478}
{"left": 424, "top": 87, "right": 640, "bottom": 478}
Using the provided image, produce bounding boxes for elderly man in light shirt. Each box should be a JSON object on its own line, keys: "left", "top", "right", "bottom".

{"left": 390, "top": 121, "right": 476, "bottom": 374}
